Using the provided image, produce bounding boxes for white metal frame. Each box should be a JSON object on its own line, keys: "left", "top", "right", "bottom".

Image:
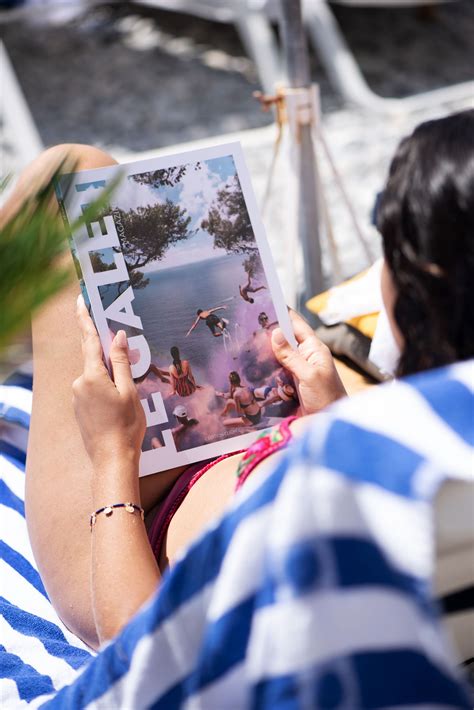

{"left": 0, "top": 41, "right": 43, "bottom": 179}
{"left": 136, "top": 0, "right": 474, "bottom": 112}
{"left": 2, "top": 1, "right": 472, "bottom": 114}
{"left": 302, "top": 0, "right": 474, "bottom": 112}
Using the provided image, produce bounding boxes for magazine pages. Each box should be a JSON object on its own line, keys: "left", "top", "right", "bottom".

{"left": 57, "top": 143, "right": 300, "bottom": 476}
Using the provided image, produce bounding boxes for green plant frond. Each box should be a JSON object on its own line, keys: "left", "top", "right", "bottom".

{"left": 0, "top": 175, "right": 11, "bottom": 193}
{"left": 0, "top": 160, "right": 119, "bottom": 364}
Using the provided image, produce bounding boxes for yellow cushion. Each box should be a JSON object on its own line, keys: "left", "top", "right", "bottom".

{"left": 346, "top": 313, "right": 379, "bottom": 339}
{"left": 306, "top": 270, "right": 379, "bottom": 340}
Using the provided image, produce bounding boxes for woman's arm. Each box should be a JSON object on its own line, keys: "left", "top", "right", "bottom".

{"left": 73, "top": 297, "right": 160, "bottom": 646}
{"left": 184, "top": 361, "right": 199, "bottom": 388}
{"left": 149, "top": 363, "right": 170, "bottom": 383}
{"left": 259, "top": 393, "right": 280, "bottom": 408}
{"left": 169, "top": 366, "right": 177, "bottom": 395}
{"left": 186, "top": 317, "right": 200, "bottom": 337}
{"left": 233, "top": 391, "right": 245, "bottom": 417}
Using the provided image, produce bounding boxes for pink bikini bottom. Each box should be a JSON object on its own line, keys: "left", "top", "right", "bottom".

{"left": 147, "top": 416, "right": 296, "bottom": 564}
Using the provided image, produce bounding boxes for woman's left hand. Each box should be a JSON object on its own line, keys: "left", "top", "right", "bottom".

{"left": 272, "top": 309, "right": 347, "bottom": 415}
{"left": 72, "top": 295, "right": 146, "bottom": 472}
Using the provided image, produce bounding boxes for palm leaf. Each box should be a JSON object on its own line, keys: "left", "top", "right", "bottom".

{"left": 0, "top": 163, "right": 117, "bottom": 365}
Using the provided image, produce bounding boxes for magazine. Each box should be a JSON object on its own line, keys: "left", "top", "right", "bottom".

{"left": 57, "top": 143, "right": 300, "bottom": 476}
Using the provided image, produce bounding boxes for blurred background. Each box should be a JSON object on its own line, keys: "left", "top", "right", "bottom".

{"left": 2, "top": 0, "right": 474, "bottom": 296}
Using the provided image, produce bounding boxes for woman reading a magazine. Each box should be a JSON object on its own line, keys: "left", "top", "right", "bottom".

{"left": 9, "top": 109, "right": 474, "bottom": 652}
{"left": 6, "top": 143, "right": 340, "bottom": 650}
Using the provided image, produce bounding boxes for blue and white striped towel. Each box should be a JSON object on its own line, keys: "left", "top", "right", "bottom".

{"left": 0, "top": 373, "right": 94, "bottom": 707}
{"left": 1, "top": 361, "right": 472, "bottom": 708}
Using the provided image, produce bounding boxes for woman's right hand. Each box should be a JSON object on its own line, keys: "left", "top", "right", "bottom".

{"left": 72, "top": 295, "right": 146, "bottom": 474}
{"left": 272, "top": 309, "right": 347, "bottom": 415}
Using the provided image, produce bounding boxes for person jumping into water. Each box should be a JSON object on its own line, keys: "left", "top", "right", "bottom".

{"left": 239, "top": 276, "right": 266, "bottom": 304}
{"left": 186, "top": 306, "right": 229, "bottom": 338}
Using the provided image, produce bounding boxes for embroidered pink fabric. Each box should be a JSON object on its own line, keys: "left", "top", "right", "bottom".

{"left": 234, "top": 416, "right": 296, "bottom": 491}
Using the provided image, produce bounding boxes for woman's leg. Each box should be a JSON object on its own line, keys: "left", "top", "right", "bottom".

{"left": 223, "top": 416, "right": 248, "bottom": 427}
{"left": 220, "top": 399, "right": 236, "bottom": 416}
{"left": 9, "top": 144, "right": 119, "bottom": 649}
{"left": 17, "top": 145, "right": 189, "bottom": 647}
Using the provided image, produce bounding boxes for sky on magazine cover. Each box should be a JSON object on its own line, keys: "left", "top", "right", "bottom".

{"left": 112, "top": 156, "right": 237, "bottom": 272}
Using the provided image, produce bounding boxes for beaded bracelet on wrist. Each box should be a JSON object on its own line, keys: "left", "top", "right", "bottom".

{"left": 90, "top": 502, "right": 144, "bottom": 529}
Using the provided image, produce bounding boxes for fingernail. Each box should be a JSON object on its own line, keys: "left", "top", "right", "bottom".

{"left": 76, "top": 293, "right": 84, "bottom": 309}
{"left": 272, "top": 328, "right": 286, "bottom": 346}
{"left": 114, "top": 330, "right": 127, "bottom": 348}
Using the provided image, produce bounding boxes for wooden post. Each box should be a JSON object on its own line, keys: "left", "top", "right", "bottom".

{"left": 279, "top": 0, "right": 324, "bottom": 319}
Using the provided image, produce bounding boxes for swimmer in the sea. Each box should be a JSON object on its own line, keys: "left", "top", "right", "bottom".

{"left": 186, "top": 306, "right": 229, "bottom": 338}
{"left": 252, "top": 312, "right": 278, "bottom": 337}
{"left": 257, "top": 311, "right": 278, "bottom": 331}
{"left": 239, "top": 276, "right": 266, "bottom": 304}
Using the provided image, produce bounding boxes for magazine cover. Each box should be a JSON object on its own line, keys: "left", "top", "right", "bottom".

{"left": 57, "top": 143, "right": 300, "bottom": 476}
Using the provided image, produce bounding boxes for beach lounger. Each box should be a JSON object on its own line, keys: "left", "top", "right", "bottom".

{"left": 135, "top": 0, "right": 473, "bottom": 111}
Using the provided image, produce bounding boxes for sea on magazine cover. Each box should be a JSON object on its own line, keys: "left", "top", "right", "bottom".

{"left": 59, "top": 143, "right": 300, "bottom": 475}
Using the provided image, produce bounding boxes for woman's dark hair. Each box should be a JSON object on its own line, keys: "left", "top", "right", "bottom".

{"left": 197, "top": 309, "right": 203, "bottom": 316}
{"left": 170, "top": 346, "right": 182, "bottom": 376}
{"left": 229, "top": 371, "right": 241, "bottom": 387}
{"left": 376, "top": 109, "right": 474, "bottom": 377}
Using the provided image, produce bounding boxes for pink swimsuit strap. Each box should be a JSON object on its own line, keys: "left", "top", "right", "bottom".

{"left": 148, "top": 416, "right": 297, "bottom": 564}
{"left": 148, "top": 450, "right": 245, "bottom": 562}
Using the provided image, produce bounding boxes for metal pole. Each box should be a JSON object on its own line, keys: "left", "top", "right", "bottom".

{"left": 278, "top": 0, "right": 324, "bottom": 319}
{"left": 279, "top": 0, "right": 311, "bottom": 87}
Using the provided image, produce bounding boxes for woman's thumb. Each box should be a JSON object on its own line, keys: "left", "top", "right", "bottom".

{"left": 271, "top": 328, "right": 309, "bottom": 381}
{"left": 110, "top": 330, "right": 133, "bottom": 391}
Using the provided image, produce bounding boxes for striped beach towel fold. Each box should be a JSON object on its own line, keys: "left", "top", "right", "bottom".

{"left": 1, "top": 361, "right": 472, "bottom": 708}
{"left": 0, "top": 374, "right": 94, "bottom": 708}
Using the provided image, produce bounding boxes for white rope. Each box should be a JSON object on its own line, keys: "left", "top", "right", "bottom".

{"left": 258, "top": 83, "right": 376, "bottom": 288}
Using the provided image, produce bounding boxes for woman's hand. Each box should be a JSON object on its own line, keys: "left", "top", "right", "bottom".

{"left": 72, "top": 295, "right": 146, "bottom": 472}
{"left": 272, "top": 309, "right": 347, "bottom": 415}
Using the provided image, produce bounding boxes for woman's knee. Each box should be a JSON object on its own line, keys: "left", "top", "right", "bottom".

{"left": 42, "top": 143, "right": 117, "bottom": 171}
{"left": 1, "top": 144, "right": 117, "bottom": 227}
{"left": 21, "top": 143, "right": 117, "bottom": 188}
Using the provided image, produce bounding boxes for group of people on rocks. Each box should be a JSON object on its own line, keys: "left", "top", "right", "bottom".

{"left": 143, "top": 269, "right": 295, "bottom": 438}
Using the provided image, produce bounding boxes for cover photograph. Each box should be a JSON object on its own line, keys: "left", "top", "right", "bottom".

{"left": 57, "top": 143, "right": 300, "bottom": 475}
